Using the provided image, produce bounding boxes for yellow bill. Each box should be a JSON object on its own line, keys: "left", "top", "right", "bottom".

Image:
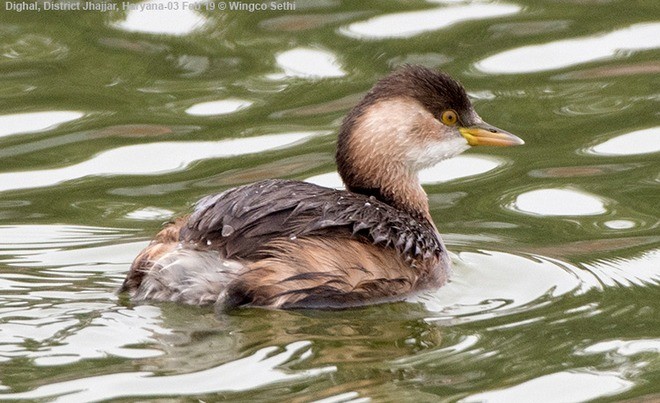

{"left": 459, "top": 124, "right": 524, "bottom": 147}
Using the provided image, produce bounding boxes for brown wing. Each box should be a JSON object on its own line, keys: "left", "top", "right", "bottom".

{"left": 179, "top": 179, "right": 444, "bottom": 263}
{"left": 222, "top": 237, "right": 428, "bottom": 309}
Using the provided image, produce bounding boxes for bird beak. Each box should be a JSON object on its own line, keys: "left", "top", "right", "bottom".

{"left": 459, "top": 122, "right": 524, "bottom": 147}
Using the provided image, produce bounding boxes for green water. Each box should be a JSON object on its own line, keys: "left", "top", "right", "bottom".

{"left": 0, "top": 0, "right": 659, "bottom": 401}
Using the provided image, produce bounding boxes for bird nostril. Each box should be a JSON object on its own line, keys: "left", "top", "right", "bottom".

{"left": 489, "top": 128, "right": 497, "bottom": 133}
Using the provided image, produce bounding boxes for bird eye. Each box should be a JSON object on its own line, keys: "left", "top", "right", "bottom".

{"left": 441, "top": 110, "right": 458, "bottom": 126}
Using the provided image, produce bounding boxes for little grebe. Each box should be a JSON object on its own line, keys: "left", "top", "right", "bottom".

{"left": 121, "top": 65, "right": 523, "bottom": 309}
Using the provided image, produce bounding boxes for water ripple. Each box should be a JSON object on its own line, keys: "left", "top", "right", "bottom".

{"left": 586, "top": 127, "right": 660, "bottom": 156}
{"left": 528, "top": 163, "right": 641, "bottom": 178}
{"left": 0, "top": 225, "right": 166, "bottom": 369}
{"left": 124, "top": 207, "right": 175, "bottom": 221}
{"left": 0, "top": 111, "right": 84, "bottom": 138}
{"left": 0, "top": 341, "right": 334, "bottom": 402}
{"left": 0, "top": 132, "right": 324, "bottom": 192}
{"left": 259, "top": 12, "right": 365, "bottom": 32}
{"left": 488, "top": 20, "right": 571, "bottom": 38}
{"left": 1, "top": 34, "right": 68, "bottom": 63}
{"left": 510, "top": 187, "right": 608, "bottom": 216}
{"left": 556, "top": 61, "right": 660, "bottom": 79}
{"left": 340, "top": 3, "right": 520, "bottom": 40}
{"left": 185, "top": 98, "right": 253, "bottom": 116}
{"left": 581, "top": 249, "right": 660, "bottom": 288}
{"left": 580, "top": 338, "right": 660, "bottom": 357}
{"left": 0, "top": 225, "right": 127, "bottom": 250}
{"left": 112, "top": 0, "right": 207, "bottom": 36}
{"left": 557, "top": 96, "right": 632, "bottom": 116}
{"left": 476, "top": 23, "right": 660, "bottom": 74}
{"left": 415, "top": 251, "right": 596, "bottom": 323}
{"left": 462, "top": 370, "right": 634, "bottom": 402}
{"left": 270, "top": 47, "right": 346, "bottom": 79}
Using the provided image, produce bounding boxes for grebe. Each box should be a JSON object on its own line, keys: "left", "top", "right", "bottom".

{"left": 121, "top": 65, "right": 523, "bottom": 309}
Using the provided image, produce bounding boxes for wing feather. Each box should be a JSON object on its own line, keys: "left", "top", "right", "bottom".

{"left": 179, "top": 179, "right": 444, "bottom": 263}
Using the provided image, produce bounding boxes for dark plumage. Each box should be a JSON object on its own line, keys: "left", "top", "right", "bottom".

{"left": 181, "top": 179, "right": 443, "bottom": 263}
{"left": 121, "top": 65, "right": 523, "bottom": 309}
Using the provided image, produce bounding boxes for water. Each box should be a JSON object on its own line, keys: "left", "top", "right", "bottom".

{"left": 1, "top": 0, "right": 659, "bottom": 401}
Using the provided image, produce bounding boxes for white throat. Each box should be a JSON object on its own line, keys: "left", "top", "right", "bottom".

{"left": 408, "top": 136, "right": 470, "bottom": 171}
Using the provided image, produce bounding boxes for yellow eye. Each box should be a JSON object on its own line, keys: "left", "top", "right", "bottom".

{"left": 441, "top": 110, "right": 458, "bottom": 126}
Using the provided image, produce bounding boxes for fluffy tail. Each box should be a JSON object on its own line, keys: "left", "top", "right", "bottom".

{"left": 128, "top": 248, "right": 244, "bottom": 306}
{"left": 121, "top": 218, "right": 244, "bottom": 306}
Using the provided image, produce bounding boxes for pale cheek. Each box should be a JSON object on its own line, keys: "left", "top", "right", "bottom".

{"left": 408, "top": 137, "right": 470, "bottom": 170}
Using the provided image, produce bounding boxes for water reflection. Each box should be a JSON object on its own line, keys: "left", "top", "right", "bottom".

{"left": 270, "top": 48, "right": 346, "bottom": 79}
{"left": 0, "top": 225, "right": 166, "bottom": 369}
{"left": 416, "top": 250, "right": 595, "bottom": 322}
{"left": 185, "top": 98, "right": 253, "bottom": 116}
{"left": 0, "top": 111, "right": 84, "bottom": 138}
{"left": 580, "top": 338, "right": 660, "bottom": 356}
{"left": 305, "top": 172, "right": 343, "bottom": 189}
{"left": 0, "top": 124, "right": 199, "bottom": 160}
{"left": 462, "top": 370, "right": 634, "bottom": 402}
{"left": 557, "top": 96, "right": 631, "bottom": 116}
{"left": 476, "top": 23, "right": 660, "bottom": 74}
{"left": 556, "top": 61, "right": 660, "bottom": 79}
{"left": 124, "top": 207, "right": 174, "bottom": 221}
{"left": 488, "top": 20, "right": 570, "bottom": 38}
{"left": 0, "top": 224, "right": 657, "bottom": 399}
{"left": 1, "top": 34, "right": 69, "bottom": 64}
{"left": 0, "top": 132, "right": 323, "bottom": 192}
{"left": 2, "top": 0, "right": 659, "bottom": 400}
{"left": 582, "top": 249, "right": 660, "bottom": 288}
{"left": 511, "top": 188, "right": 607, "bottom": 216}
{"left": 28, "top": 306, "right": 166, "bottom": 366}
{"left": 587, "top": 127, "right": 660, "bottom": 156}
{"left": 0, "top": 341, "right": 334, "bottom": 401}
{"left": 602, "top": 220, "right": 635, "bottom": 230}
{"left": 340, "top": 3, "right": 520, "bottom": 39}
{"left": 259, "top": 12, "right": 365, "bottom": 32}
{"left": 0, "top": 224, "right": 127, "bottom": 249}
{"left": 112, "top": 0, "right": 207, "bottom": 35}
{"left": 528, "top": 163, "right": 641, "bottom": 178}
